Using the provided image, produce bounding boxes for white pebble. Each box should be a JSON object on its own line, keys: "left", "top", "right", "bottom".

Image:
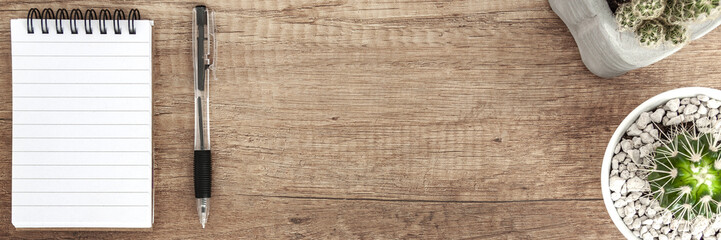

{"left": 662, "top": 212, "right": 672, "bottom": 224}
{"left": 710, "top": 108, "right": 720, "bottom": 117}
{"left": 698, "top": 105, "right": 708, "bottom": 115}
{"left": 681, "top": 232, "right": 692, "bottom": 240}
{"left": 711, "top": 216, "right": 721, "bottom": 230}
{"left": 647, "top": 208, "right": 657, "bottom": 218}
{"left": 621, "top": 140, "right": 633, "bottom": 153}
{"left": 667, "top": 99, "right": 681, "bottom": 111}
{"left": 682, "top": 97, "right": 691, "bottom": 105}
{"left": 610, "top": 176, "right": 626, "bottom": 192}
{"left": 627, "top": 177, "right": 646, "bottom": 192}
{"left": 642, "top": 232, "right": 653, "bottom": 240}
{"left": 640, "top": 144, "right": 654, "bottom": 158}
{"left": 611, "top": 192, "right": 621, "bottom": 201}
{"left": 633, "top": 137, "right": 642, "bottom": 147}
{"left": 629, "top": 192, "right": 642, "bottom": 201}
{"left": 651, "top": 109, "right": 665, "bottom": 123}
{"left": 699, "top": 95, "right": 710, "bottom": 102}
{"left": 624, "top": 215, "right": 634, "bottom": 225}
{"left": 612, "top": 159, "right": 619, "bottom": 170}
{"left": 637, "top": 112, "right": 651, "bottom": 128}
{"left": 625, "top": 204, "right": 636, "bottom": 217}
{"left": 709, "top": 99, "right": 721, "bottom": 108}
{"left": 667, "top": 115, "right": 684, "bottom": 125}
{"left": 640, "top": 132, "right": 654, "bottom": 144}
{"left": 613, "top": 152, "right": 626, "bottom": 162}
{"left": 684, "top": 114, "right": 695, "bottom": 122}
{"left": 628, "top": 124, "right": 643, "bottom": 136}
{"left": 620, "top": 170, "right": 631, "bottom": 179}
{"left": 696, "top": 117, "right": 711, "bottom": 127}
{"left": 652, "top": 220, "right": 661, "bottom": 229}
{"left": 649, "top": 129, "right": 659, "bottom": 139}
{"left": 685, "top": 104, "right": 699, "bottom": 115}
{"left": 643, "top": 123, "right": 654, "bottom": 133}
{"left": 628, "top": 163, "right": 638, "bottom": 172}
{"left": 691, "top": 97, "right": 701, "bottom": 105}
{"left": 629, "top": 149, "right": 641, "bottom": 164}
{"left": 691, "top": 217, "right": 709, "bottom": 235}
{"left": 659, "top": 235, "right": 668, "bottom": 240}
{"left": 633, "top": 218, "right": 642, "bottom": 229}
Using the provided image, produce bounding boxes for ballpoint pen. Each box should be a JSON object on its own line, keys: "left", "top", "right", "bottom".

{"left": 193, "top": 5, "right": 215, "bottom": 229}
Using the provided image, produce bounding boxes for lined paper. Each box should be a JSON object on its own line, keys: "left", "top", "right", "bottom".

{"left": 11, "top": 18, "right": 153, "bottom": 228}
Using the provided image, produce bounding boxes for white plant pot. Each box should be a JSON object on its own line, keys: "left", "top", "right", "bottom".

{"left": 602, "top": 87, "right": 721, "bottom": 239}
{"left": 549, "top": 0, "right": 721, "bottom": 78}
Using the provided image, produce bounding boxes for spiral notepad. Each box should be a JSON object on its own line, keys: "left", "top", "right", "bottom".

{"left": 11, "top": 8, "right": 153, "bottom": 228}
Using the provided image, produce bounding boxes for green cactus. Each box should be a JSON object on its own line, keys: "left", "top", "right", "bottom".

{"left": 615, "top": 0, "right": 721, "bottom": 46}
{"left": 633, "top": 0, "right": 666, "bottom": 19}
{"left": 665, "top": 24, "right": 688, "bottom": 45}
{"left": 648, "top": 128, "right": 721, "bottom": 220}
{"left": 636, "top": 20, "right": 666, "bottom": 46}
{"left": 662, "top": 0, "right": 686, "bottom": 24}
{"left": 617, "top": 3, "right": 643, "bottom": 31}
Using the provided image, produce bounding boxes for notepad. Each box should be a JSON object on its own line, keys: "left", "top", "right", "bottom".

{"left": 10, "top": 14, "right": 153, "bottom": 228}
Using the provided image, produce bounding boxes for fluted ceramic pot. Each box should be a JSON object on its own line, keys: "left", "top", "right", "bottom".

{"left": 549, "top": 0, "right": 721, "bottom": 78}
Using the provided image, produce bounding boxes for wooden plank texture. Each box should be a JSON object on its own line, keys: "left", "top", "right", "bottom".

{"left": 3, "top": 0, "right": 721, "bottom": 238}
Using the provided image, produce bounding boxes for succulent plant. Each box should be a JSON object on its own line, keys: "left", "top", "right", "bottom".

{"left": 633, "top": 0, "right": 666, "bottom": 19}
{"left": 648, "top": 127, "right": 721, "bottom": 220}
{"left": 617, "top": 3, "right": 644, "bottom": 31}
{"left": 636, "top": 20, "right": 666, "bottom": 46}
{"left": 665, "top": 23, "right": 689, "bottom": 44}
{"left": 615, "top": 0, "right": 721, "bottom": 46}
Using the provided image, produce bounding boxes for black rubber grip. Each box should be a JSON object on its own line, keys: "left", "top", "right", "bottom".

{"left": 194, "top": 150, "right": 212, "bottom": 198}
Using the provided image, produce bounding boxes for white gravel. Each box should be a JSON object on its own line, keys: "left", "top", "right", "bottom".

{"left": 610, "top": 95, "right": 721, "bottom": 240}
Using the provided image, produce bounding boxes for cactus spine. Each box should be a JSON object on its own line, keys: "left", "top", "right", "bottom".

{"left": 648, "top": 127, "right": 721, "bottom": 220}
{"left": 615, "top": 0, "right": 721, "bottom": 46}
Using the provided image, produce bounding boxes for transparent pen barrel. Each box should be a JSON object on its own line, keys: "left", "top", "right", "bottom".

{"left": 193, "top": 6, "right": 212, "bottom": 151}
{"left": 194, "top": 86, "right": 210, "bottom": 150}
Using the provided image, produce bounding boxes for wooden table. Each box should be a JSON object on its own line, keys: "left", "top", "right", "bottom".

{"left": 2, "top": 0, "right": 721, "bottom": 238}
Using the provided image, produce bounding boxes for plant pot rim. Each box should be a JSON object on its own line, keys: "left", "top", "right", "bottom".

{"left": 602, "top": 87, "right": 721, "bottom": 239}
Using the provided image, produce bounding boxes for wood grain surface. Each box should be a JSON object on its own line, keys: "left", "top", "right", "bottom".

{"left": 2, "top": 0, "right": 721, "bottom": 239}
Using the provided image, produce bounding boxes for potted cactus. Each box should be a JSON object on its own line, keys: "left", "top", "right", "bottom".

{"left": 603, "top": 87, "right": 721, "bottom": 239}
{"left": 549, "top": 0, "right": 721, "bottom": 78}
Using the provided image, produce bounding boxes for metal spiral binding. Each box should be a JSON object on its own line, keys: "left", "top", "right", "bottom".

{"left": 26, "top": 8, "right": 40, "bottom": 33}
{"left": 55, "top": 9, "right": 68, "bottom": 34}
{"left": 70, "top": 9, "right": 82, "bottom": 34}
{"left": 128, "top": 9, "right": 140, "bottom": 34}
{"left": 99, "top": 9, "right": 111, "bottom": 34}
{"left": 40, "top": 8, "right": 54, "bottom": 34}
{"left": 27, "top": 8, "right": 141, "bottom": 35}
{"left": 84, "top": 9, "right": 97, "bottom": 34}
{"left": 113, "top": 9, "right": 125, "bottom": 34}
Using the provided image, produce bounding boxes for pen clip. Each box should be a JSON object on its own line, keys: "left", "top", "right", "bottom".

{"left": 205, "top": 10, "right": 216, "bottom": 82}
